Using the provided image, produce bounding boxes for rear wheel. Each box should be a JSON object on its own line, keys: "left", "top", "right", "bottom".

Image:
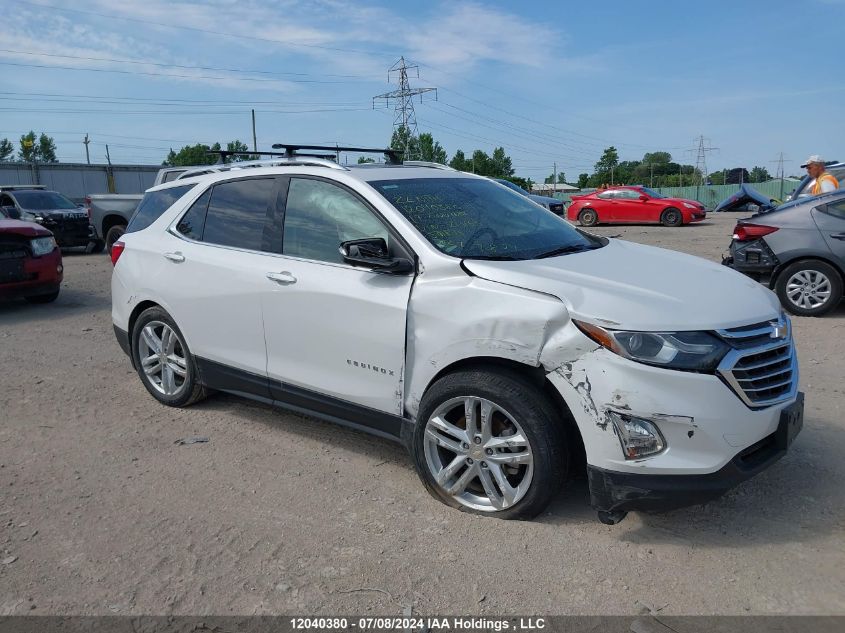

{"left": 775, "top": 260, "right": 843, "bottom": 317}
{"left": 660, "top": 207, "right": 683, "bottom": 227}
{"left": 412, "top": 368, "right": 567, "bottom": 519}
{"left": 131, "top": 306, "right": 208, "bottom": 407}
{"left": 578, "top": 208, "right": 598, "bottom": 227}
{"left": 106, "top": 225, "right": 126, "bottom": 250}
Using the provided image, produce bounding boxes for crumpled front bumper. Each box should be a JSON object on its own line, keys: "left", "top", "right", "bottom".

{"left": 587, "top": 392, "right": 803, "bottom": 513}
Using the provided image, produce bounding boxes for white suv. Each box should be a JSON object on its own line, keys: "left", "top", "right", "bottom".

{"left": 111, "top": 154, "right": 804, "bottom": 523}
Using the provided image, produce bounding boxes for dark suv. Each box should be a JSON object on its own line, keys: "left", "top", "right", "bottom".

{"left": 726, "top": 190, "right": 845, "bottom": 316}
{"left": 0, "top": 186, "right": 95, "bottom": 249}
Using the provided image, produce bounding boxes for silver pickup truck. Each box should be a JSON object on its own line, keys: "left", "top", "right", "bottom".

{"left": 86, "top": 167, "right": 190, "bottom": 249}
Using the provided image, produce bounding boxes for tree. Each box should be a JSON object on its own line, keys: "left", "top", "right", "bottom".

{"left": 490, "top": 147, "right": 514, "bottom": 178}
{"left": 38, "top": 133, "right": 57, "bottom": 163}
{"left": 0, "top": 138, "right": 13, "bottom": 161}
{"left": 226, "top": 140, "right": 255, "bottom": 162}
{"left": 591, "top": 146, "right": 620, "bottom": 186}
{"left": 162, "top": 142, "right": 222, "bottom": 166}
{"left": 417, "top": 132, "right": 447, "bottom": 164}
{"left": 508, "top": 176, "right": 531, "bottom": 190}
{"left": 390, "top": 125, "right": 418, "bottom": 160}
{"left": 577, "top": 173, "right": 590, "bottom": 189}
{"left": 544, "top": 171, "right": 566, "bottom": 185}
{"left": 749, "top": 166, "right": 771, "bottom": 183}
{"left": 357, "top": 156, "right": 375, "bottom": 164}
{"left": 449, "top": 149, "right": 469, "bottom": 171}
{"left": 18, "top": 131, "right": 37, "bottom": 162}
{"left": 642, "top": 151, "right": 671, "bottom": 165}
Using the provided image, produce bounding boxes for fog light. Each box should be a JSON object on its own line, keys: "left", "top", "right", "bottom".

{"left": 608, "top": 411, "right": 666, "bottom": 459}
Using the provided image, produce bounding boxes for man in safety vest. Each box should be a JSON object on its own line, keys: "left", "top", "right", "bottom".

{"left": 802, "top": 155, "right": 839, "bottom": 195}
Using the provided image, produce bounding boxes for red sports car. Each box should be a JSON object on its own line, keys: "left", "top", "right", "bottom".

{"left": 567, "top": 186, "right": 707, "bottom": 227}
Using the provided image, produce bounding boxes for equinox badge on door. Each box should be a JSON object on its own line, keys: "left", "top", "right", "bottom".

{"left": 347, "top": 359, "right": 395, "bottom": 376}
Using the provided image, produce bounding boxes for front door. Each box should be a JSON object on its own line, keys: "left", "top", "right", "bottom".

{"left": 263, "top": 176, "right": 414, "bottom": 417}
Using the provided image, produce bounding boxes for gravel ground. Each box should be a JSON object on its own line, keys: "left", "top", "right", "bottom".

{"left": 1, "top": 212, "right": 843, "bottom": 616}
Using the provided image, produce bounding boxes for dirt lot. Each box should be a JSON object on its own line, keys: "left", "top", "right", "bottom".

{"left": 1, "top": 212, "right": 844, "bottom": 616}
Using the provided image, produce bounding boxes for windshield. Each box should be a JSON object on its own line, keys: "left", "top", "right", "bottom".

{"left": 640, "top": 187, "right": 666, "bottom": 199}
{"left": 13, "top": 191, "right": 78, "bottom": 210}
{"left": 372, "top": 177, "right": 601, "bottom": 260}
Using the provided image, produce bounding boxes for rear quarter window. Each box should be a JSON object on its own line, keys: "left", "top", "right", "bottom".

{"left": 126, "top": 184, "right": 195, "bottom": 234}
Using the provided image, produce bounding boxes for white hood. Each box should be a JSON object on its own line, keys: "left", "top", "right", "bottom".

{"left": 463, "top": 239, "right": 781, "bottom": 331}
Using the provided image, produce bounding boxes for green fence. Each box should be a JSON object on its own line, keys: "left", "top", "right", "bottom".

{"left": 554, "top": 179, "right": 801, "bottom": 209}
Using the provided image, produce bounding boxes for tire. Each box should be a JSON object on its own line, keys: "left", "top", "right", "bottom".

{"left": 578, "top": 208, "right": 598, "bottom": 227}
{"left": 775, "top": 260, "right": 843, "bottom": 317}
{"left": 130, "top": 306, "right": 208, "bottom": 407}
{"left": 25, "top": 290, "right": 59, "bottom": 304}
{"left": 105, "top": 225, "right": 126, "bottom": 250}
{"left": 660, "top": 207, "right": 683, "bottom": 227}
{"left": 411, "top": 368, "right": 567, "bottom": 520}
{"left": 88, "top": 239, "right": 106, "bottom": 254}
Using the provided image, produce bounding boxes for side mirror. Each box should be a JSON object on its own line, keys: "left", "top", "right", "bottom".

{"left": 340, "top": 238, "right": 413, "bottom": 274}
{"left": 639, "top": 194, "right": 649, "bottom": 201}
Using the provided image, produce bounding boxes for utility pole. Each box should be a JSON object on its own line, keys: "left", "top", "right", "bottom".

{"left": 373, "top": 57, "right": 437, "bottom": 161}
{"left": 105, "top": 144, "right": 115, "bottom": 193}
{"left": 251, "top": 109, "right": 257, "bottom": 153}
{"left": 649, "top": 162, "right": 654, "bottom": 188}
{"left": 553, "top": 161, "right": 557, "bottom": 195}
{"left": 83, "top": 133, "right": 90, "bottom": 165}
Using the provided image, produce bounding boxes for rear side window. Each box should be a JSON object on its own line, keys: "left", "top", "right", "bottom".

{"left": 201, "top": 178, "right": 278, "bottom": 251}
{"left": 126, "top": 185, "right": 194, "bottom": 234}
{"left": 176, "top": 189, "right": 211, "bottom": 240}
{"left": 822, "top": 200, "right": 845, "bottom": 220}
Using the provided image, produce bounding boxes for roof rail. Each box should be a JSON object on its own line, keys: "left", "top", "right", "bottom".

{"left": 205, "top": 149, "right": 337, "bottom": 164}
{"left": 175, "top": 157, "right": 348, "bottom": 180}
{"left": 271, "top": 143, "right": 402, "bottom": 165}
{"left": 0, "top": 184, "right": 47, "bottom": 191}
{"left": 402, "top": 161, "right": 455, "bottom": 170}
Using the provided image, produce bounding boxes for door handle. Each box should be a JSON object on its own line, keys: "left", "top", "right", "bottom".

{"left": 163, "top": 251, "right": 185, "bottom": 263}
{"left": 830, "top": 233, "right": 845, "bottom": 241}
{"left": 266, "top": 271, "right": 297, "bottom": 285}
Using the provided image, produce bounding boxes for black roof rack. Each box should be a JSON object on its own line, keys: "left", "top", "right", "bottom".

{"left": 205, "top": 150, "right": 336, "bottom": 164}
{"left": 270, "top": 143, "right": 402, "bottom": 165}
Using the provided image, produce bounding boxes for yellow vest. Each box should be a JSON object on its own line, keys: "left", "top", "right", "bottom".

{"left": 811, "top": 172, "right": 839, "bottom": 195}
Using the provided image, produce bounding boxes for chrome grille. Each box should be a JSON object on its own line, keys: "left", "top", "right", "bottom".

{"left": 717, "top": 316, "right": 798, "bottom": 408}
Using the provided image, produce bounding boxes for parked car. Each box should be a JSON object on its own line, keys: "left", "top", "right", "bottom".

{"left": 111, "top": 152, "right": 802, "bottom": 524}
{"left": 85, "top": 167, "right": 198, "bottom": 250}
{"left": 493, "top": 178, "right": 565, "bottom": 214}
{"left": 786, "top": 161, "right": 845, "bottom": 201}
{"left": 0, "top": 185, "right": 98, "bottom": 250}
{"left": 0, "top": 216, "right": 63, "bottom": 303}
{"left": 725, "top": 189, "right": 845, "bottom": 316}
{"left": 567, "top": 186, "right": 707, "bottom": 227}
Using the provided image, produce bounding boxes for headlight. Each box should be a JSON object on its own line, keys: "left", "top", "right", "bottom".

{"left": 682, "top": 202, "right": 697, "bottom": 209}
{"left": 574, "top": 320, "right": 729, "bottom": 371}
{"left": 30, "top": 236, "right": 57, "bottom": 257}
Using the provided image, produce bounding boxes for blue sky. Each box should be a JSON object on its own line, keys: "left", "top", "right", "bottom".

{"left": 1, "top": 0, "right": 843, "bottom": 180}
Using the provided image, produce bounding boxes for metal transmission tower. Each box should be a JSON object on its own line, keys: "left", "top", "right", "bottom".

{"left": 770, "top": 152, "right": 792, "bottom": 200}
{"left": 373, "top": 57, "right": 436, "bottom": 160}
{"left": 691, "top": 135, "right": 718, "bottom": 199}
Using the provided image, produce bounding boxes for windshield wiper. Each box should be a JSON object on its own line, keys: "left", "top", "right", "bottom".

{"left": 462, "top": 255, "right": 519, "bottom": 261}
{"left": 533, "top": 244, "right": 598, "bottom": 259}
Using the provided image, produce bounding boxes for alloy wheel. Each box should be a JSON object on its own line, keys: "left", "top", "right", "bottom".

{"left": 138, "top": 320, "right": 188, "bottom": 396}
{"left": 423, "top": 396, "right": 534, "bottom": 511}
{"left": 786, "top": 270, "right": 831, "bottom": 310}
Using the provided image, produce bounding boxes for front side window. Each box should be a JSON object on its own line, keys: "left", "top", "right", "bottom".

{"left": 283, "top": 178, "right": 388, "bottom": 264}
{"left": 372, "top": 177, "right": 600, "bottom": 260}
{"left": 616, "top": 189, "right": 641, "bottom": 199}
{"left": 12, "top": 191, "right": 77, "bottom": 210}
{"left": 597, "top": 190, "right": 616, "bottom": 200}
{"left": 202, "top": 178, "right": 278, "bottom": 251}
{"left": 126, "top": 184, "right": 195, "bottom": 234}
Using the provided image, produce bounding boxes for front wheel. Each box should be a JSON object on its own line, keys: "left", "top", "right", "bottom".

{"left": 775, "top": 260, "right": 843, "bottom": 317}
{"left": 412, "top": 368, "right": 567, "bottom": 519}
{"left": 660, "top": 207, "right": 683, "bottom": 227}
{"left": 131, "top": 306, "right": 208, "bottom": 407}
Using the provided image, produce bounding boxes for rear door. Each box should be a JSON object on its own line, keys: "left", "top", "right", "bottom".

{"left": 159, "top": 177, "right": 283, "bottom": 389}
{"left": 262, "top": 176, "right": 414, "bottom": 417}
{"left": 813, "top": 199, "right": 845, "bottom": 265}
